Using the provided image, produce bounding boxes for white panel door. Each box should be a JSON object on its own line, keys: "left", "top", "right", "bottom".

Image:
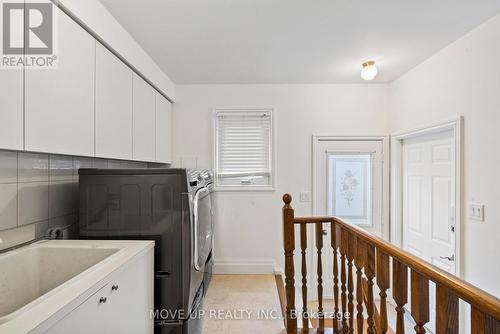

{"left": 402, "top": 129, "right": 455, "bottom": 269}
{"left": 0, "top": 67, "right": 23, "bottom": 151}
{"left": 25, "top": 7, "right": 95, "bottom": 156}
{"left": 95, "top": 43, "right": 133, "bottom": 160}
{"left": 402, "top": 129, "right": 455, "bottom": 333}
{"left": 155, "top": 94, "right": 172, "bottom": 163}
{"left": 132, "top": 74, "right": 156, "bottom": 161}
{"left": 314, "top": 139, "right": 385, "bottom": 299}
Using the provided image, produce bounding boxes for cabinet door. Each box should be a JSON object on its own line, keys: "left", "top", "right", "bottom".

{"left": 46, "top": 284, "right": 110, "bottom": 334}
{"left": 132, "top": 74, "right": 156, "bottom": 161}
{"left": 0, "top": 9, "right": 23, "bottom": 151}
{"left": 95, "top": 43, "right": 133, "bottom": 160}
{"left": 45, "top": 249, "right": 153, "bottom": 334}
{"left": 25, "top": 8, "right": 95, "bottom": 156}
{"left": 0, "top": 66, "right": 23, "bottom": 151}
{"left": 155, "top": 94, "right": 172, "bottom": 163}
{"left": 106, "top": 250, "right": 154, "bottom": 333}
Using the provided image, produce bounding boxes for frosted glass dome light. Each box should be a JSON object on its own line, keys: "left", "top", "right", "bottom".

{"left": 360, "top": 61, "right": 378, "bottom": 81}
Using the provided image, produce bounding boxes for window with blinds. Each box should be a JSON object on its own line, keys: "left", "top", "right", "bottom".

{"left": 214, "top": 109, "right": 274, "bottom": 189}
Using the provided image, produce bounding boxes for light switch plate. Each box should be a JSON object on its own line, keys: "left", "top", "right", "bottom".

{"left": 469, "top": 203, "right": 484, "bottom": 222}
{"left": 299, "top": 192, "right": 311, "bottom": 203}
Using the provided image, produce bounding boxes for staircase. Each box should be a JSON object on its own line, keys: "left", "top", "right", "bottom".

{"left": 278, "top": 193, "right": 500, "bottom": 334}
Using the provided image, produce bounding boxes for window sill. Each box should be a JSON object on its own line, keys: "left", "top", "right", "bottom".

{"left": 214, "top": 186, "right": 276, "bottom": 192}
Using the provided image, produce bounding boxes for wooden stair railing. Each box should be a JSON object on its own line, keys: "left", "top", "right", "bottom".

{"left": 281, "top": 193, "right": 500, "bottom": 334}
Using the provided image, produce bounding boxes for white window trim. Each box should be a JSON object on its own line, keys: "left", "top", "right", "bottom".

{"left": 212, "top": 108, "right": 276, "bottom": 192}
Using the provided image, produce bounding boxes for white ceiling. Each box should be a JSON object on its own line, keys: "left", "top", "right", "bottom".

{"left": 98, "top": 0, "right": 500, "bottom": 84}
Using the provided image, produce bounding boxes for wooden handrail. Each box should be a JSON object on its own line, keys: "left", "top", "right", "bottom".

{"left": 293, "top": 215, "right": 500, "bottom": 320}
{"left": 337, "top": 216, "right": 500, "bottom": 320}
{"left": 281, "top": 193, "right": 500, "bottom": 334}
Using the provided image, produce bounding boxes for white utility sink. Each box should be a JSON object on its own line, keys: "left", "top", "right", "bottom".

{"left": 0, "top": 243, "right": 118, "bottom": 323}
{"left": 0, "top": 239, "right": 153, "bottom": 334}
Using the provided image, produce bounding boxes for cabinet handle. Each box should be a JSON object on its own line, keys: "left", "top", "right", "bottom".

{"left": 112, "top": 284, "right": 119, "bottom": 291}
{"left": 99, "top": 297, "right": 107, "bottom": 304}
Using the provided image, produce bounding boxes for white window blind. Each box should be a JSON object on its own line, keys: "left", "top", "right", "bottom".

{"left": 214, "top": 109, "right": 273, "bottom": 189}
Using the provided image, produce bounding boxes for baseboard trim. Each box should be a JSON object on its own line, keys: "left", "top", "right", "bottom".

{"left": 213, "top": 259, "right": 276, "bottom": 274}
{"left": 274, "top": 266, "right": 284, "bottom": 276}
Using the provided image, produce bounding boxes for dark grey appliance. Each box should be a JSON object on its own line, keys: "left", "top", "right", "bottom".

{"left": 78, "top": 168, "right": 214, "bottom": 334}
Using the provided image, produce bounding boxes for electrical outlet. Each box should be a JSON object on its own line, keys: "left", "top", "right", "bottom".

{"left": 469, "top": 203, "right": 484, "bottom": 222}
{"left": 299, "top": 192, "right": 311, "bottom": 203}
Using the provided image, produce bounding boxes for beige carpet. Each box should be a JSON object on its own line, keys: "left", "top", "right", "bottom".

{"left": 201, "top": 275, "right": 286, "bottom": 334}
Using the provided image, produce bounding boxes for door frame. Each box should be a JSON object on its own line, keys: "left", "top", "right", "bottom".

{"left": 312, "top": 135, "right": 391, "bottom": 240}
{"left": 390, "top": 117, "right": 463, "bottom": 277}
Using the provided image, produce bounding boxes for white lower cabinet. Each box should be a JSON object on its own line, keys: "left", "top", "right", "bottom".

{"left": 46, "top": 250, "right": 154, "bottom": 334}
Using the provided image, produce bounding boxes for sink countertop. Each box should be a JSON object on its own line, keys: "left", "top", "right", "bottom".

{"left": 0, "top": 239, "right": 154, "bottom": 334}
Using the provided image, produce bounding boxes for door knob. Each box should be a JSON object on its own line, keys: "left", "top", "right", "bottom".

{"left": 439, "top": 254, "right": 455, "bottom": 262}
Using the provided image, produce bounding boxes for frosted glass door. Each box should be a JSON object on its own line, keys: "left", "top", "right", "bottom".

{"left": 327, "top": 153, "right": 373, "bottom": 227}
{"left": 316, "top": 139, "right": 384, "bottom": 236}
{"left": 311, "top": 138, "right": 385, "bottom": 302}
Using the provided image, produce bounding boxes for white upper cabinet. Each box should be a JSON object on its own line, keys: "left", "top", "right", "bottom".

{"left": 95, "top": 42, "right": 133, "bottom": 160}
{"left": 0, "top": 66, "right": 23, "bottom": 151}
{"left": 132, "top": 74, "right": 156, "bottom": 162}
{"left": 0, "top": 9, "right": 23, "bottom": 151}
{"left": 24, "top": 7, "right": 95, "bottom": 156}
{"left": 155, "top": 94, "right": 172, "bottom": 164}
{"left": 0, "top": 7, "right": 171, "bottom": 163}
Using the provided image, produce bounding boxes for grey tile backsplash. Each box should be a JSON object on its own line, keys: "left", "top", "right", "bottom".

{"left": 0, "top": 150, "right": 152, "bottom": 247}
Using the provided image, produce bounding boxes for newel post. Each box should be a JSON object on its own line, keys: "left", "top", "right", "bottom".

{"left": 283, "top": 193, "right": 297, "bottom": 333}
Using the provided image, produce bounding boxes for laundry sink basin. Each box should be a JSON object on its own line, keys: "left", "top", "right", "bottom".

{"left": 0, "top": 243, "right": 118, "bottom": 321}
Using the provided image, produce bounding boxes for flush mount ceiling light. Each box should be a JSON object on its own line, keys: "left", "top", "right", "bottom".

{"left": 360, "top": 61, "right": 378, "bottom": 81}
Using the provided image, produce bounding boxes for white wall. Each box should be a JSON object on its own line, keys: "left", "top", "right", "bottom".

{"left": 172, "top": 84, "right": 389, "bottom": 273}
{"left": 171, "top": 12, "right": 500, "bottom": 297}
{"left": 389, "top": 13, "right": 500, "bottom": 297}
{"left": 56, "top": 0, "right": 176, "bottom": 101}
